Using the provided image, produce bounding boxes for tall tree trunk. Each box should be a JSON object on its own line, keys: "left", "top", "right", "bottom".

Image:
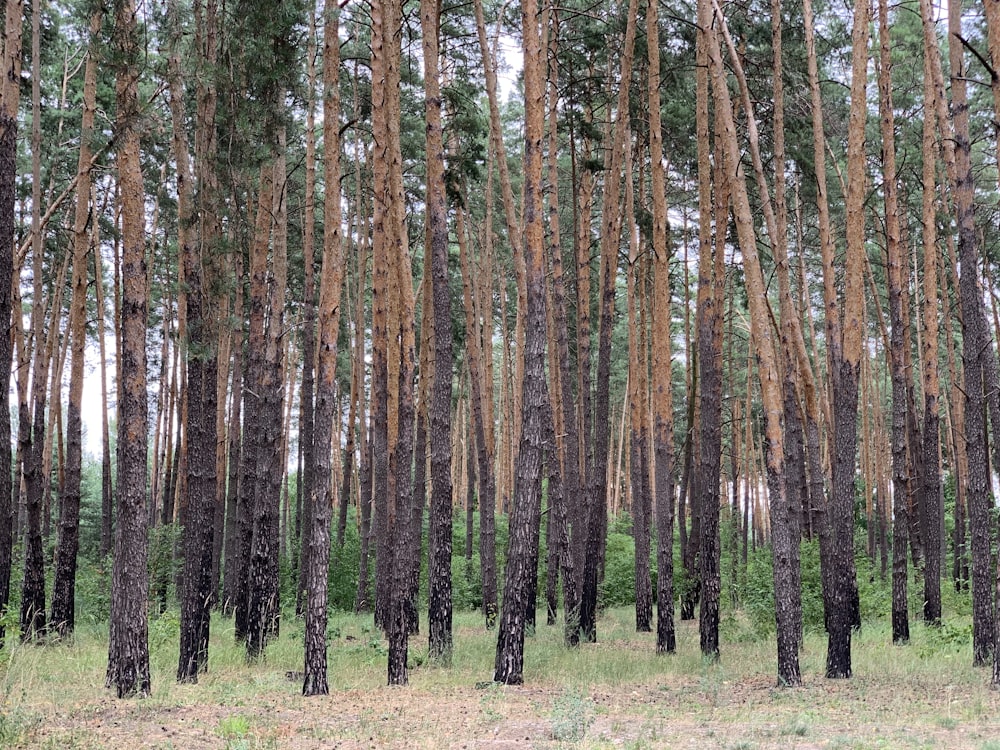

{"left": 20, "top": 0, "right": 47, "bottom": 642}
{"left": 707, "top": 0, "right": 801, "bottom": 686}
{"left": 296, "top": 3, "right": 319, "bottom": 618}
{"left": 915, "top": 0, "right": 941, "bottom": 627}
{"left": 0, "top": 0, "right": 22, "bottom": 647}
{"left": 303, "top": 2, "right": 345, "bottom": 695}
{"left": 458, "top": 204, "right": 497, "bottom": 628}
{"left": 542, "top": 8, "right": 581, "bottom": 645}
{"left": 50, "top": 8, "right": 101, "bottom": 638}
{"left": 235, "top": 164, "right": 274, "bottom": 643}
{"left": 802, "top": 0, "right": 836, "bottom": 628}
{"left": 647, "top": 0, "right": 675, "bottom": 654}
{"left": 946, "top": 0, "right": 995, "bottom": 667}
{"left": 176, "top": 0, "right": 221, "bottom": 682}
{"left": 221, "top": 250, "right": 244, "bottom": 614}
{"left": 582, "top": 0, "right": 639, "bottom": 643}
{"left": 494, "top": 0, "right": 546, "bottom": 683}
{"left": 247, "top": 132, "right": 288, "bottom": 658}
{"left": 106, "top": 0, "right": 151, "bottom": 697}
{"left": 625, "top": 136, "right": 652, "bottom": 634}
{"left": 423, "top": 0, "right": 454, "bottom": 664}
{"left": 826, "top": 0, "right": 869, "bottom": 679}
{"left": 882, "top": 0, "right": 910, "bottom": 644}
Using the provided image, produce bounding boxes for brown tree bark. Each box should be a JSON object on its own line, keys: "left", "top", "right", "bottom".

{"left": 582, "top": 0, "right": 639, "bottom": 643}
{"left": 179, "top": 0, "right": 223, "bottom": 681}
{"left": 647, "top": 0, "right": 675, "bottom": 654}
{"left": 915, "top": 0, "right": 941, "bottom": 626}
{"left": 20, "top": 0, "right": 48, "bottom": 642}
{"left": 946, "top": 0, "right": 995, "bottom": 667}
{"left": 50, "top": 8, "right": 101, "bottom": 638}
{"left": 494, "top": 0, "right": 546, "bottom": 684}
{"left": 296, "top": 4, "right": 319, "bottom": 618}
{"left": 106, "top": 0, "right": 151, "bottom": 697}
{"left": 880, "top": 0, "right": 910, "bottom": 644}
{"left": 706, "top": 0, "right": 800, "bottom": 686}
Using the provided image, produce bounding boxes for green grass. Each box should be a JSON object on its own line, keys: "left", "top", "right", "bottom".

{"left": 0, "top": 606, "right": 998, "bottom": 748}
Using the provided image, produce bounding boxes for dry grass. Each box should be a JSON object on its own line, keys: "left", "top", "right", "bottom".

{"left": 1, "top": 607, "right": 998, "bottom": 749}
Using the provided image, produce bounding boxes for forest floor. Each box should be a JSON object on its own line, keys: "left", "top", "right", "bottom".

{"left": 1, "top": 606, "right": 999, "bottom": 749}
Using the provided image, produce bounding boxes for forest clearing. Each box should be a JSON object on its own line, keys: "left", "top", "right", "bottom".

{"left": 3, "top": 607, "right": 999, "bottom": 750}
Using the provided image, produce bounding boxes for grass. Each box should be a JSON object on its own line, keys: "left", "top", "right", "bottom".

{"left": 0, "top": 606, "right": 997, "bottom": 747}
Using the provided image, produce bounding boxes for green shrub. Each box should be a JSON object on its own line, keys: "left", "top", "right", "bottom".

{"left": 599, "top": 533, "right": 636, "bottom": 609}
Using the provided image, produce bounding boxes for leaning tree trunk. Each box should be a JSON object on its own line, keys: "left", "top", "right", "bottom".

{"left": 707, "top": 0, "right": 800, "bottom": 686}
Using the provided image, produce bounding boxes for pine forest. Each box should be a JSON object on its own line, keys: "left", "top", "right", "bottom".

{"left": 2, "top": 0, "right": 1000, "bottom": 746}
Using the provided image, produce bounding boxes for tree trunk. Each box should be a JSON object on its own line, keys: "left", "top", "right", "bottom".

{"left": 494, "top": 0, "right": 546, "bottom": 683}
{"left": 303, "top": 2, "right": 345, "bottom": 695}
{"left": 881, "top": 0, "right": 910, "bottom": 644}
{"left": 826, "top": 0, "right": 869, "bottom": 679}
{"left": 422, "top": 0, "right": 454, "bottom": 664}
{"left": 647, "top": 0, "right": 675, "bottom": 654}
{"left": 582, "top": 0, "right": 639, "bottom": 643}
{"left": 707, "top": 0, "right": 800, "bottom": 686}
{"left": 176, "top": 0, "right": 221, "bottom": 682}
{"left": 50, "top": 8, "right": 101, "bottom": 638}
{"left": 458, "top": 205, "right": 497, "bottom": 628}
{"left": 221, "top": 250, "right": 244, "bottom": 615}
{"left": 296, "top": 3, "right": 319, "bottom": 618}
{"left": 946, "top": 0, "right": 995, "bottom": 667}
{"left": 106, "top": 0, "right": 151, "bottom": 697}
{"left": 0, "top": 0, "right": 22, "bottom": 648}
{"left": 915, "top": 0, "right": 941, "bottom": 627}
{"left": 20, "top": 0, "right": 47, "bottom": 643}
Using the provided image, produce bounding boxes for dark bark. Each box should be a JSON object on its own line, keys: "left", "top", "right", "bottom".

{"left": 221, "top": 257, "right": 244, "bottom": 615}
{"left": 826, "top": 359, "right": 859, "bottom": 678}
{"left": 0, "top": 108, "right": 11, "bottom": 645}
{"left": 495, "top": 0, "right": 546, "bottom": 683}
{"left": 355, "top": 434, "right": 373, "bottom": 612}
{"left": 21, "top": 369, "right": 48, "bottom": 640}
{"left": 106, "top": 0, "right": 151, "bottom": 697}
{"left": 465, "top": 422, "right": 476, "bottom": 562}
{"left": 178, "top": 349, "right": 218, "bottom": 681}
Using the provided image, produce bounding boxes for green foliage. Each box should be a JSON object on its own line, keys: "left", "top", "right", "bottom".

{"left": 0, "top": 705, "right": 40, "bottom": 748}
{"left": 148, "top": 522, "right": 181, "bottom": 607}
{"left": 73, "top": 558, "right": 112, "bottom": 626}
{"left": 328, "top": 517, "right": 361, "bottom": 612}
{"left": 599, "top": 532, "right": 636, "bottom": 610}
{"left": 549, "top": 688, "right": 594, "bottom": 742}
